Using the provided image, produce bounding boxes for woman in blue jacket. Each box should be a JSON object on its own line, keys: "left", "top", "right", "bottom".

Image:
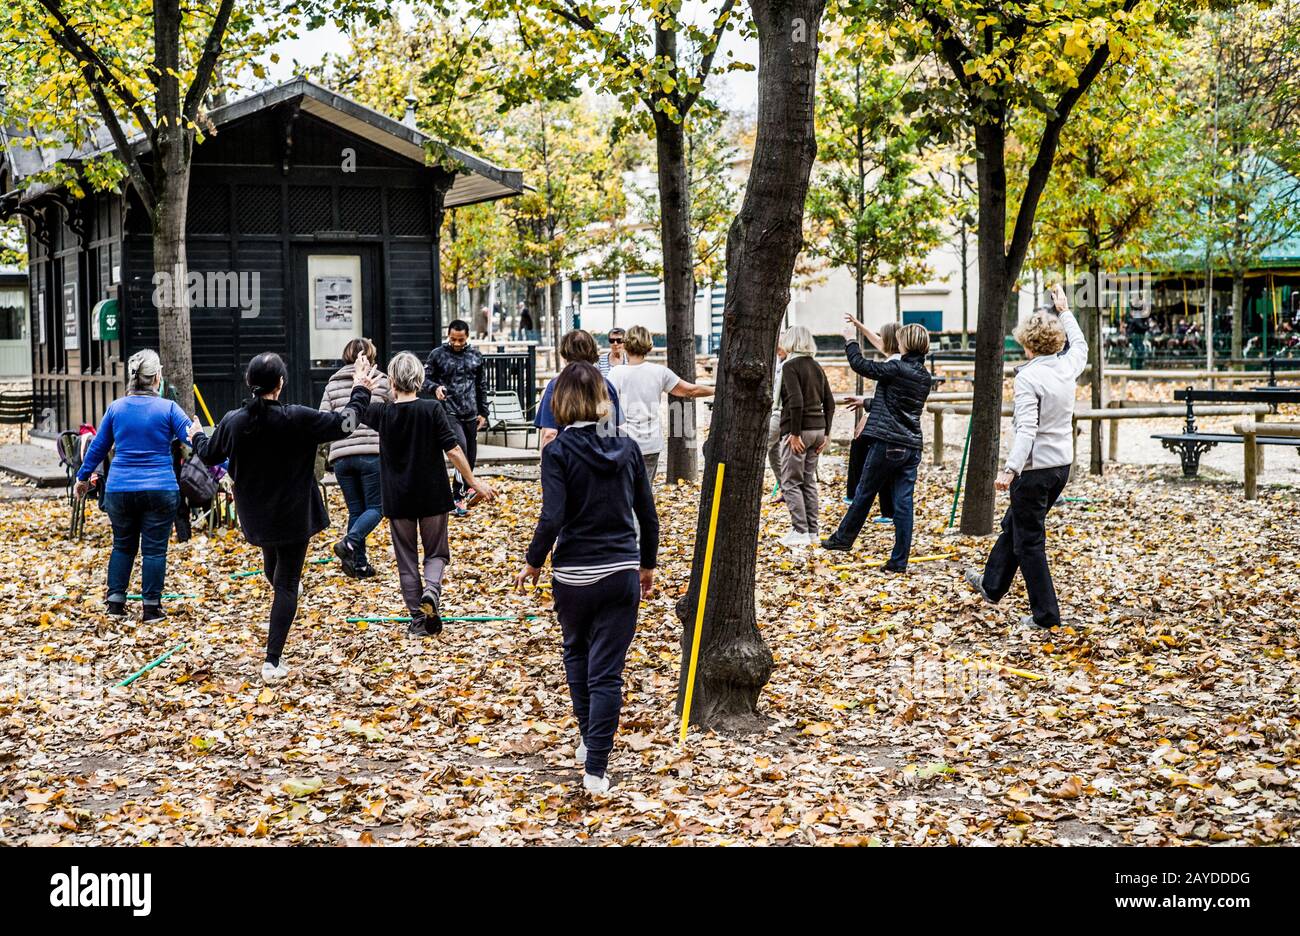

{"left": 75, "top": 350, "right": 192, "bottom": 622}
{"left": 515, "top": 362, "right": 658, "bottom": 795}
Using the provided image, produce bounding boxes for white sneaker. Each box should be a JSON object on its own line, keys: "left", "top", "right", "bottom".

{"left": 805, "top": 531, "right": 821, "bottom": 546}
{"left": 575, "top": 739, "right": 587, "bottom": 768}
{"left": 583, "top": 772, "right": 610, "bottom": 795}
{"left": 779, "top": 531, "right": 809, "bottom": 548}
{"left": 261, "top": 661, "right": 289, "bottom": 683}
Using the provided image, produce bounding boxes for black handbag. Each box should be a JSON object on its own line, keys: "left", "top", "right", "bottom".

{"left": 179, "top": 453, "right": 218, "bottom": 507}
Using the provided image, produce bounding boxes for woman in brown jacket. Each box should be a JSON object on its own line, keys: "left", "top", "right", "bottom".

{"left": 777, "top": 325, "right": 835, "bottom": 547}
{"left": 320, "top": 338, "right": 392, "bottom": 577}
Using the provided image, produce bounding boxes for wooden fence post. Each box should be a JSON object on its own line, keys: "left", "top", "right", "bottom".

{"left": 1243, "top": 426, "right": 1258, "bottom": 501}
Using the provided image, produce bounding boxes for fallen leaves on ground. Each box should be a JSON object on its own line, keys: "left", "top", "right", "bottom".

{"left": 0, "top": 458, "right": 1297, "bottom": 845}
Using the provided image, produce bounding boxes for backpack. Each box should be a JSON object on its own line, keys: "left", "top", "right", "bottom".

{"left": 179, "top": 453, "right": 218, "bottom": 507}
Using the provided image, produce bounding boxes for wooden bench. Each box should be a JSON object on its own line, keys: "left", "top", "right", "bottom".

{"left": 1152, "top": 388, "right": 1300, "bottom": 477}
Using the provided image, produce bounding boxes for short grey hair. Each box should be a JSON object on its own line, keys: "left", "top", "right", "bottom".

{"left": 388, "top": 351, "right": 424, "bottom": 393}
{"left": 779, "top": 324, "right": 817, "bottom": 356}
{"left": 127, "top": 349, "right": 162, "bottom": 393}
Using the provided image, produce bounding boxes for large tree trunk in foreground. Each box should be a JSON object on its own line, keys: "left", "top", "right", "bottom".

{"left": 655, "top": 25, "right": 700, "bottom": 484}
{"left": 675, "top": 0, "right": 825, "bottom": 730}
{"left": 959, "top": 119, "right": 1009, "bottom": 535}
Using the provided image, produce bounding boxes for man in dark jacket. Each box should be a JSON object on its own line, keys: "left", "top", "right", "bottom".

{"left": 423, "top": 319, "right": 489, "bottom": 510}
{"left": 822, "top": 319, "right": 932, "bottom": 570}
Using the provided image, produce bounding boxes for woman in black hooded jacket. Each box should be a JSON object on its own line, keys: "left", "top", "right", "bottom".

{"left": 190, "top": 352, "right": 376, "bottom": 682}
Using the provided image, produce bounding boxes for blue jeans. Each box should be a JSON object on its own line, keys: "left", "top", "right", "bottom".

{"left": 103, "top": 490, "right": 178, "bottom": 603}
{"left": 332, "top": 455, "right": 382, "bottom": 563}
{"left": 828, "top": 441, "right": 920, "bottom": 568}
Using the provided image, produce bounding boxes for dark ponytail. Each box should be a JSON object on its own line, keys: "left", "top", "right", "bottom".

{"left": 244, "top": 352, "right": 288, "bottom": 427}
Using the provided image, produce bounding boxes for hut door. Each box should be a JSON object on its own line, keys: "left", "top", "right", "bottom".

{"left": 292, "top": 245, "right": 381, "bottom": 405}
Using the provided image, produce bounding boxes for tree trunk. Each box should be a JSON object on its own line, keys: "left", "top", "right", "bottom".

{"left": 654, "top": 53, "right": 700, "bottom": 483}
{"left": 152, "top": 4, "right": 194, "bottom": 416}
{"left": 1086, "top": 145, "right": 1103, "bottom": 475}
{"left": 1231, "top": 272, "right": 1245, "bottom": 362}
{"left": 1088, "top": 262, "right": 1104, "bottom": 475}
{"left": 549, "top": 278, "right": 564, "bottom": 348}
{"left": 960, "top": 119, "right": 1010, "bottom": 535}
{"left": 153, "top": 176, "right": 194, "bottom": 415}
{"left": 674, "top": 0, "right": 825, "bottom": 730}
{"left": 960, "top": 217, "right": 969, "bottom": 349}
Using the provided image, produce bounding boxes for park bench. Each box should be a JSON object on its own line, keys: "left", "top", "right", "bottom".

{"left": 484, "top": 390, "right": 538, "bottom": 448}
{"left": 0, "top": 389, "right": 33, "bottom": 443}
{"left": 1152, "top": 387, "right": 1300, "bottom": 477}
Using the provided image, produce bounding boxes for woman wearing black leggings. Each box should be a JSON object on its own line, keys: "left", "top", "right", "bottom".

{"left": 190, "top": 352, "right": 376, "bottom": 681}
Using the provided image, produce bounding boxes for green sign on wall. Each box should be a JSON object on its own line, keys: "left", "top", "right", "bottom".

{"left": 92, "top": 298, "right": 119, "bottom": 341}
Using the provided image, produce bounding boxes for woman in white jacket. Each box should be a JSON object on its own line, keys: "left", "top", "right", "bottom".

{"left": 967, "top": 284, "right": 1086, "bottom": 630}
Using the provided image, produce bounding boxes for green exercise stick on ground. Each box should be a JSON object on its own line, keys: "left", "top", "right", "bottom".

{"left": 115, "top": 642, "right": 187, "bottom": 687}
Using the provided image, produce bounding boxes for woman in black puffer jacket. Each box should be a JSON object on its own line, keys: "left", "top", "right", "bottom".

{"left": 822, "top": 320, "right": 931, "bottom": 571}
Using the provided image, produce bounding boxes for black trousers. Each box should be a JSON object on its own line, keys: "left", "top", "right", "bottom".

{"left": 447, "top": 415, "right": 480, "bottom": 501}
{"left": 262, "top": 540, "right": 310, "bottom": 664}
{"left": 552, "top": 570, "right": 640, "bottom": 777}
{"left": 846, "top": 432, "right": 894, "bottom": 517}
{"left": 981, "top": 465, "right": 1070, "bottom": 627}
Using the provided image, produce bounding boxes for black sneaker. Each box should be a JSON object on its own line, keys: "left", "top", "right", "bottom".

{"left": 333, "top": 539, "right": 360, "bottom": 578}
{"left": 106, "top": 598, "right": 127, "bottom": 619}
{"left": 406, "top": 612, "right": 430, "bottom": 637}
{"left": 142, "top": 603, "right": 166, "bottom": 623}
{"left": 419, "top": 588, "right": 443, "bottom": 635}
{"left": 882, "top": 564, "right": 907, "bottom": 574}
{"left": 354, "top": 561, "right": 377, "bottom": 579}
{"left": 820, "top": 538, "right": 852, "bottom": 552}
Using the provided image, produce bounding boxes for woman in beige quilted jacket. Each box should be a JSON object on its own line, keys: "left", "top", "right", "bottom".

{"left": 320, "top": 337, "right": 392, "bottom": 577}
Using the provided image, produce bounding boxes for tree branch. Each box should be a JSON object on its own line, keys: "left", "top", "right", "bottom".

{"left": 35, "top": 0, "right": 156, "bottom": 138}
{"left": 923, "top": 10, "right": 973, "bottom": 93}
{"left": 182, "top": 0, "right": 237, "bottom": 121}
{"left": 681, "top": 0, "right": 738, "bottom": 114}
{"left": 1006, "top": 0, "right": 1138, "bottom": 278}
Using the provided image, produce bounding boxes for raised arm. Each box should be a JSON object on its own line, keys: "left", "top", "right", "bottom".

{"left": 191, "top": 410, "right": 236, "bottom": 466}
{"left": 846, "top": 340, "right": 902, "bottom": 382}
{"left": 296, "top": 386, "right": 373, "bottom": 444}
{"left": 1052, "top": 284, "right": 1088, "bottom": 378}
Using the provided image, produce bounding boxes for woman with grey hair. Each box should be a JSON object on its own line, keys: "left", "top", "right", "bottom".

{"left": 75, "top": 349, "right": 193, "bottom": 622}
{"left": 776, "top": 325, "right": 834, "bottom": 547}
{"left": 360, "top": 351, "right": 496, "bottom": 637}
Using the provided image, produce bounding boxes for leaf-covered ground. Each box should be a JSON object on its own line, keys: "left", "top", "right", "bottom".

{"left": 1, "top": 456, "right": 1297, "bottom": 845}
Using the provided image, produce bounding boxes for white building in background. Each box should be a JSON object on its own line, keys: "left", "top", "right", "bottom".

{"left": 571, "top": 231, "right": 1037, "bottom": 352}
{"left": 0, "top": 265, "right": 30, "bottom": 378}
{"left": 789, "top": 234, "right": 1037, "bottom": 343}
